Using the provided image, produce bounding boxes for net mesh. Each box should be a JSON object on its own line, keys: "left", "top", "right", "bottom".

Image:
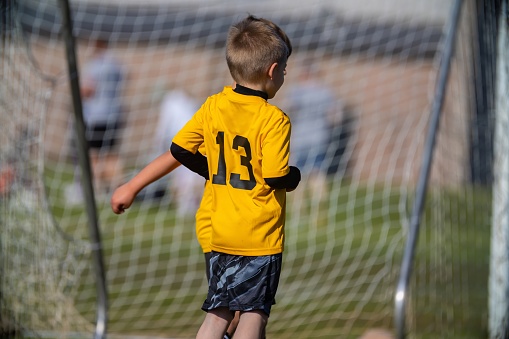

{"left": 0, "top": 0, "right": 498, "bottom": 338}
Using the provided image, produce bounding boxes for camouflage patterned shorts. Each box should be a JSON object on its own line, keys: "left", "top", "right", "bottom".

{"left": 202, "top": 251, "right": 283, "bottom": 316}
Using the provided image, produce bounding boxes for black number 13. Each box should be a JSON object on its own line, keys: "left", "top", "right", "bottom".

{"left": 212, "top": 131, "right": 256, "bottom": 190}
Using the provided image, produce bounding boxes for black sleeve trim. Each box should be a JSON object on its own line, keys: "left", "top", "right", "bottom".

{"left": 170, "top": 142, "right": 209, "bottom": 180}
{"left": 264, "top": 166, "right": 301, "bottom": 190}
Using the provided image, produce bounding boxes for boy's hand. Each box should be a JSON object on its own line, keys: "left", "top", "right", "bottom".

{"left": 110, "top": 183, "right": 136, "bottom": 214}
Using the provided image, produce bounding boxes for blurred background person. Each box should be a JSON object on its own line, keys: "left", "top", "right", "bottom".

{"left": 326, "top": 101, "right": 354, "bottom": 179}
{"left": 0, "top": 126, "right": 38, "bottom": 207}
{"left": 148, "top": 88, "right": 204, "bottom": 217}
{"left": 0, "top": 159, "right": 15, "bottom": 198}
{"left": 81, "top": 37, "right": 125, "bottom": 197}
{"left": 283, "top": 59, "right": 342, "bottom": 204}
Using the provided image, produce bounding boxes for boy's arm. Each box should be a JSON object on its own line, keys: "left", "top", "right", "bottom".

{"left": 110, "top": 151, "right": 180, "bottom": 214}
{"left": 264, "top": 165, "right": 301, "bottom": 192}
{"left": 170, "top": 142, "right": 209, "bottom": 180}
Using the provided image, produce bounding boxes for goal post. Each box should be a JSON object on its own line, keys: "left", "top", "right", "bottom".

{"left": 490, "top": 0, "right": 509, "bottom": 337}
{"left": 58, "top": 0, "right": 108, "bottom": 337}
{"left": 394, "top": 1, "right": 463, "bottom": 338}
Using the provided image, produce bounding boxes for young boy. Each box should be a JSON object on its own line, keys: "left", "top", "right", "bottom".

{"left": 170, "top": 15, "right": 300, "bottom": 339}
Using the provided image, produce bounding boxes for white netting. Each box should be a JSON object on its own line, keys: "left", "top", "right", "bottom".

{"left": 0, "top": 1, "right": 93, "bottom": 335}
{"left": 1, "top": 0, "right": 498, "bottom": 338}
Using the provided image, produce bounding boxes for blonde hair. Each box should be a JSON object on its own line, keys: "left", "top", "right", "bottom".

{"left": 226, "top": 15, "right": 290, "bottom": 85}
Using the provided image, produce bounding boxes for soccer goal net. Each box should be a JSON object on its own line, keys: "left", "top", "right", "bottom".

{"left": 0, "top": 0, "right": 500, "bottom": 338}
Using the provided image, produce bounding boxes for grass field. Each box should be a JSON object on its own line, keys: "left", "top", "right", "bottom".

{"left": 32, "top": 164, "right": 492, "bottom": 338}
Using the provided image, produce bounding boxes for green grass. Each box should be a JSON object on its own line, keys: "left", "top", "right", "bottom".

{"left": 37, "top": 165, "right": 492, "bottom": 338}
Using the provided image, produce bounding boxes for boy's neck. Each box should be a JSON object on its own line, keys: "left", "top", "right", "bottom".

{"left": 234, "top": 84, "right": 268, "bottom": 100}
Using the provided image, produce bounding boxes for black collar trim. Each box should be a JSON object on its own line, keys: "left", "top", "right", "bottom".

{"left": 234, "top": 84, "right": 268, "bottom": 100}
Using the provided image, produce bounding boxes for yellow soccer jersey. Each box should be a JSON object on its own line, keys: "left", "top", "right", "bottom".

{"left": 173, "top": 86, "right": 291, "bottom": 256}
{"left": 195, "top": 180, "right": 212, "bottom": 253}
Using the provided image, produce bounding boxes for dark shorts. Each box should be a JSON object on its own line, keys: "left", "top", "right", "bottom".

{"left": 86, "top": 121, "right": 122, "bottom": 150}
{"left": 204, "top": 252, "right": 212, "bottom": 282}
{"left": 202, "top": 251, "right": 282, "bottom": 316}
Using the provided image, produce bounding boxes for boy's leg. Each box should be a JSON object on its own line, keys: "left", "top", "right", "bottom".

{"left": 196, "top": 307, "right": 233, "bottom": 339}
{"left": 225, "top": 311, "right": 240, "bottom": 338}
{"left": 233, "top": 310, "right": 268, "bottom": 339}
{"left": 229, "top": 254, "right": 282, "bottom": 339}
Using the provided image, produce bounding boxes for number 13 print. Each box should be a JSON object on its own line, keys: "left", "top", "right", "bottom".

{"left": 212, "top": 131, "right": 256, "bottom": 190}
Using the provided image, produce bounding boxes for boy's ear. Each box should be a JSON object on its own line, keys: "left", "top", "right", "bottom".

{"left": 267, "top": 62, "right": 278, "bottom": 80}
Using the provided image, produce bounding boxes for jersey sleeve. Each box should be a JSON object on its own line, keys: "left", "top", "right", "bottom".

{"left": 198, "top": 143, "right": 206, "bottom": 156}
{"left": 171, "top": 106, "right": 205, "bottom": 154}
{"left": 261, "top": 111, "right": 291, "bottom": 179}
